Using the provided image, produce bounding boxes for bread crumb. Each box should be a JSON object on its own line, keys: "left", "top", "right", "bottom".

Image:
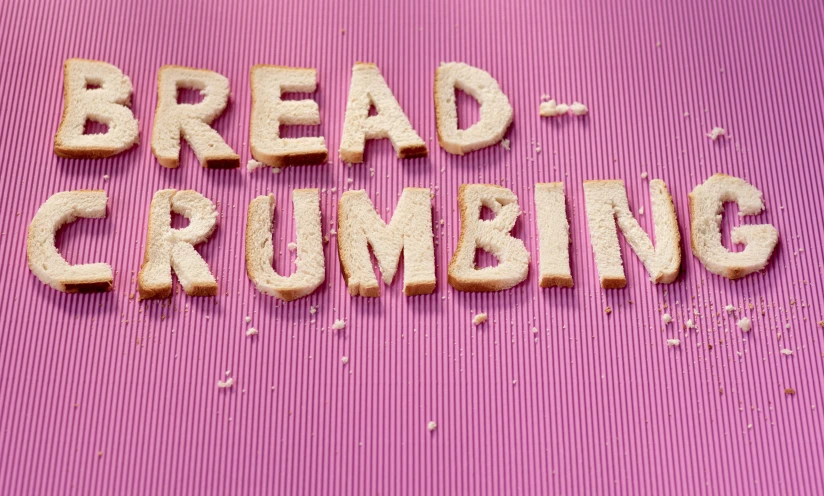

{"left": 539, "top": 99, "right": 569, "bottom": 117}
{"left": 287, "top": 242, "right": 297, "bottom": 251}
{"left": 604, "top": 306, "right": 612, "bottom": 314}
{"left": 638, "top": 206, "right": 644, "bottom": 215}
{"left": 271, "top": 167, "right": 281, "bottom": 174}
{"left": 331, "top": 319, "right": 346, "bottom": 330}
{"left": 725, "top": 305, "right": 735, "bottom": 313}
{"left": 330, "top": 187, "right": 337, "bottom": 193}
{"left": 683, "top": 111, "right": 689, "bottom": 117}
{"left": 427, "top": 420, "right": 437, "bottom": 432}
{"left": 310, "top": 305, "right": 318, "bottom": 315}
{"left": 500, "top": 138, "right": 510, "bottom": 150}
{"left": 347, "top": 178, "right": 353, "bottom": 183}
{"left": 667, "top": 339, "right": 681, "bottom": 347}
{"left": 706, "top": 127, "right": 726, "bottom": 141}
{"left": 662, "top": 313, "right": 672, "bottom": 324}
{"left": 103, "top": 174, "right": 110, "bottom": 180}
{"left": 472, "top": 313, "right": 488, "bottom": 326}
{"left": 640, "top": 171, "right": 648, "bottom": 179}
{"left": 245, "top": 315, "right": 251, "bottom": 323}
{"left": 217, "top": 377, "right": 234, "bottom": 389}
{"left": 532, "top": 327, "right": 539, "bottom": 334}
{"left": 341, "top": 356, "right": 349, "bottom": 364}
{"left": 784, "top": 388, "right": 796, "bottom": 395}
{"left": 737, "top": 317, "right": 752, "bottom": 332}
{"left": 247, "top": 159, "right": 264, "bottom": 171}
{"left": 246, "top": 327, "right": 258, "bottom": 337}
{"left": 685, "top": 319, "right": 696, "bottom": 329}
{"left": 569, "top": 102, "right": 588, "bottom": 116}
{"left": 780, "top": 348, "right": 793, "bottom": 356}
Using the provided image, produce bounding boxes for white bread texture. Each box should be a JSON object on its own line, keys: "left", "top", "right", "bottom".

{"left": 138, "top": 189, "right": 218, "bottom": 299}
{"left": 245, "top": 189, "right": 325, "bottom": 301}
{"left": 688, "top": 173, "right": 778, "bottom": 279}
{"left": 583, "top": 179, "right": 681, "bottom": 289}
{"left": 339, "top": 62, "right": 427, "bottom": 163}
{"left": 54, "top": 59, "right": 139, "bottom": 159}
{"left": 151, "top": 65, "right": 239, "bottom": 169}
{"left": 337, "top": 188, "right": 435, "bottom": 297}
{"left": 27, "top": 190, "right": 113, "bottom": 293}
{"left": 534, "top": 183, "right": 573, "bottom": 288}
{"left": 434, "top": 62, "right": 513, "bottom": 155}
{"left": 448, "top": 184, "right": 530, "bottom": 292}
{"left": 250, "top": 65, "right": 328, "bottom": 168}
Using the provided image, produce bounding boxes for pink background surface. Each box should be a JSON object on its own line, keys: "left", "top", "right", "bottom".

{"left": 1, "top": 0, "right": 823, "bottom": 493}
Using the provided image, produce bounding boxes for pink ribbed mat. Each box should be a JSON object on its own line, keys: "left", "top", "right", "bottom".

{"left": 1, "top": 0, "right": 823, "bottom": 493}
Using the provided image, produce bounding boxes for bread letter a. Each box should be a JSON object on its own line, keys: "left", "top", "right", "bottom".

{"left": 246, "top": 189, "right": 325, "bottom": 301}
{"left": 250, "top": 65, "right": 328, "bottom": 168}
{"left": 138, "top": 189, "right": 218, "bottom": 299}
{"left": 151, "top": 65, "right": 239, "bottom": 169}
{"left": 688, "top": 173, "right": 778, "bottom": 279}
{"left": 434, "top": 62, "right": 513, "bottom": 155}
{"left": 448, "top": 184, "right": 530, "bottom": 292}
{"left": 583, "top": 179, "right": 681, "bottom": 289}
{"left": 27, "top": 190, "right": 113, "bottom": 292}
{"left": 54, "top": 59, "right": 139, "bottom": 158}
{"left": 339, "top": 62, "right": 427, "bottom": 163}
{"left": 337, "top": 188, "right": 435, "bottom": 297}
{"left": 534, "top": 183, "right": 573, "bottom": 288}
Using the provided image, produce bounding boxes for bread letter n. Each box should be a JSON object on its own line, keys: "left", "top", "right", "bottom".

{"left": 246, "top": 189, "right": 325, "bottom": 301}
{"left": 583, "top": 179, "right": 681, "bottom": 289}
{"left": 339, "top": 62, "right": 427, "bottom": 163}
{"left": 448, "top": 184, "right": 530, "bottom": 292}
{"left": 434, "top": 62, "right": 513, "bottom": 155}
{"left": 151, "top": 65, "right": 240, "bottom": 169}
{"left": 250, "top": 65, "right": 328, "bottom": 168}
{"left": 138, "top": 189, "right": 218, "bottom": 299}
{"left": 688, "top": 173, "right": 778, "bottom": 279}
{"left": 27, "top": 191, "right": 113, "bottom": 292}
{"left": 534, "top": 183, "right": 573, "bottom": 288}
{"left": 54, "top": 59, "right": 139, "bottom": 159}
{"left": 337, "top": 188, "right": 435, "bottom": 297}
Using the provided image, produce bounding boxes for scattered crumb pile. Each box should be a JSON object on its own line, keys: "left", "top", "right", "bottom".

{"left": 331, "top": 319, "right": 346, "bottom": 330}
{"left": 706, "top": 127, "right": 726, "bottom": 141}
{"left": 667, "top": 339, "right": 681, "bottom": 347}
{"left": 247, "top": 159, "right": 264, "bottom": 171}
{"left": 539, "top": 99, "right": 588, "bottom": 118}
{"left": 736, "top": 317, "right": 752, "bottom": 332}
{"left": 245, "top": 327, "right": 258, "bottom": 337}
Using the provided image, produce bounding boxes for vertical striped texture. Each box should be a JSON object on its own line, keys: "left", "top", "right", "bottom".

{"left": 1, "top": 0, "right": 823, "bottom": 493}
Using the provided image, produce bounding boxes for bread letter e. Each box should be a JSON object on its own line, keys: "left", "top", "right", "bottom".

{"left": 246, "top": 189, "right": 325, "bottom": 301}
{"left": 54, "top": 59, "right": 139, "bottom": 159}
{"left": 338, "top": 188, "right": 435, "bottom": 297}
{"left": 534, "top": 183, "right": 573, "bottom": 288}
{"left": 250, "top": 65, "right": 328, "bottom": 168}
{"left": 27, "top": 191, "right": 113, "bottom": 292}
{"left": 138, "top": 190, "right": 218, "bottom": 299}
{"left": 434, "top": 62, "right": 513, "bottom": 155}
{"left": 583, "top": 179, "right": 681, "bottom": 289}
{"left": 340, "top": 62, "right": 427, "bottom": 163}
{"left": 151, "top": 65, "right": 240, "bottom": 169}
{"left": 688, "top": 173, "right": 778, "bottom": 279}
{"left": 448, "top": 184, "right": 530, "bottom": 292}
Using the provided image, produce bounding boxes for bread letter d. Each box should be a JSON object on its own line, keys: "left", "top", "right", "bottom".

{"left": 448, "top": 184, "right": 530, "bottom": 292}
{"left": 138, "top": 190, "right": 218, "bottom": 299}
{"left": 689, "top": 173, "right": 778, "bottom": 279}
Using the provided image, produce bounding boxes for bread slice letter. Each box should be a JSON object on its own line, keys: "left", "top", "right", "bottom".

{"left": 434, "top": 62, "right": 513, "bottom": 155}
{"left": 54, "top": 59, "right": 139, "bottom": 158}
{"left": 246, "top": 189, "right": 325, "bottom": 301}
{"left": 534, "top": 183, "right": 573, "bottom": 288}
{"left": 337, "top": 188, "right": 435, "bottom": 297}
{"left": 27, "top": 190, "right": 113, "bottom": 292}
{"left": 339, "top": 62, "right": 427, "bottom": 163}
{"left": 151, "top": 65, "right": 239, "bottom": 169}
{"left": 138, "top": 189, "right": 218, "bottom": 299}
{"left": 688, "top": 173, "right": 778, "bottom": 279}
{"left": 583, "top": 179, "right": 681, "bottom": 289}
{"left": 250, "top": 65, "right": 328, "bottom": 168}
{"left": 448, "top": 184, "right": 530, "bottom": 291}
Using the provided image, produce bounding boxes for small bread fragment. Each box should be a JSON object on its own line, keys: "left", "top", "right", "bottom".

{"left": 54, "top": 59, "right": 139, "bottom": 158}
{"left": 534, "top": 183, "right": 573, "bottom": 288}
{"left": 583, "top": 179, "right": 681, "bottom": 289}
{"left": 151, "top": 65, "right": 239, "bottom": 169}
{"left": 448, "top": 184, "right": 530, "bottom": 292}
{"left": 245, "top": 189, "right": 325, "bottom": 301}
{"left": 138, "top": 189, "right": 218, "bottom": 299}
{"left": 337, "top": 188, "right": 435, "bottom": 297}
{"left": 340, "top": 62, "right": 427, "bottom": 163}
{"left": 250, "top": 65, "right": 328, "bottom": 168}
{"left": 688, "top": 174, "right": 779, "bottom": 279}
{"left": 434, "top": 62, "right": 513, "bottom": 155}
{"left": 27, "top": 190, "right": 113, "bottom": 292}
